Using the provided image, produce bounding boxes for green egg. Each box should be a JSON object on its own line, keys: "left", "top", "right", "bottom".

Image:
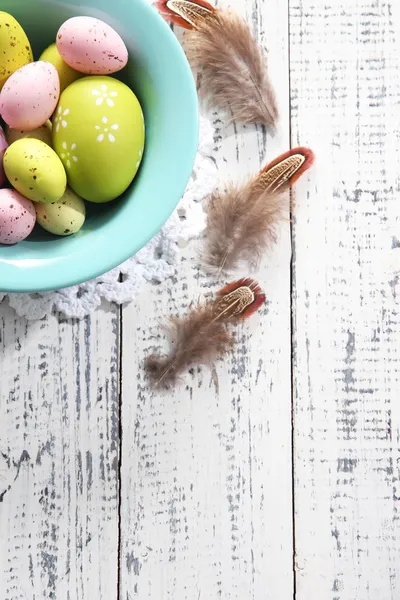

{"left": 39, "top": 43, "right": 83, "bottom": 93}
{"left": 35, "top": 187, "right": 86, "bottom": 236}
{"left": 4, "top": 138, "right": 67, "bottom": 204}
{"left": 6, "top": 120, "right": 53, "bottom": 146}
{"left": 52, "top": 76, "right": 145, "bottom": 203}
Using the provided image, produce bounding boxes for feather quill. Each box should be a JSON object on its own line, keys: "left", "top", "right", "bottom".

{"left": 203, "top": 147, "right": 315, "bottom": 274}
{"left": 145, "top": 278, "right": 265, "bottom": 389}
{"left": 154, "top": 0, "right": 278, "bottom": 127}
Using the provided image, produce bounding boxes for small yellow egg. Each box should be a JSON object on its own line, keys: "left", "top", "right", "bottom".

{"left": 6, "top": 121, "right": 53, "bottom": 146}
{"left": 39, "top": 43, "right": 83, "bottom": 93}
{"left": 0, "top": 12, "right": 33, "bottom": 91}
{"left": 4, "top": 138, "right": 67, "bottom": 204}
{"left": 35, "top": 187, "right": 86, "bottom": 235}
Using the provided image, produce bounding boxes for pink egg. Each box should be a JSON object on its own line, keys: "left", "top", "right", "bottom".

{"left": 0, "top": 125, "right": 8, "bottom": 188}
{"left": 56, "top": 16, "right": 128, "bottom": 75}
{"left": 0, "top": 189, "right": 36, "bottom": 245}
{"left": 0, "top": 61, "right": 60, "bottom": 131}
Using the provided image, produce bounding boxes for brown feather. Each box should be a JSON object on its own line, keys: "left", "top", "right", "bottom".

{"left": 203, "top": 147, "right": 315, "bottom": 274}
{"left": 144, "top": 278, "right": 265, "bottom": 389}
{"left": 145, "top": 304, "right": 234, "bottom": 389}
{"left": 186, "top": 10, "right": 278, "bottom": 127}
{"left": 204, "top": 179, "right": 286, "bottom": 273}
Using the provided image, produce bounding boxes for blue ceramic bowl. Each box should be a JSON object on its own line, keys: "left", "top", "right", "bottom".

{"left": 0, "top": 0, "right": 198, "bottom": 293}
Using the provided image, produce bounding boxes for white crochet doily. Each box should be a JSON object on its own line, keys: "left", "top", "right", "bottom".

{"left": 0, "top": 116, "right": 217, "bottom": 320}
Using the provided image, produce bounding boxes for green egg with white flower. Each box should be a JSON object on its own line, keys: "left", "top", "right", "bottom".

{"left": 35, "top": 186, "right": 86, "bottom": 236}
{"left": 52, "top": 76, "right": 145, "bottom": 203}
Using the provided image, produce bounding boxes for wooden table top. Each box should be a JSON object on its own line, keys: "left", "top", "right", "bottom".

{"left": 1, "top": 0, "right": 399, "bottom": 598}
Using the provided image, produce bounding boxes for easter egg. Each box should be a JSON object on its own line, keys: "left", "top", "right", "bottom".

{"left": 35, "top": 187, "right": 86, "bottom": 236}
{"left": 53, "top": 76, "right": 145, "bottom": 203}
{"left": 0, "top": 61, "right": 60, "bottom": 131}
{"left": 39, "top": 43, "right": 83, "bottom": 93}
{"left": 56, "top": 17, "right": 128, "bottom": 75}
{"left": 4, "top": 138, "right": 67, "bottom": 204}
{"left": 6, "top": 120, "right": 53, "bottom": 147}
{"left": 0, "top": 12, "right": 33, "bottom": 91}
{"left": 0, "top": 188, "right": 36, "bottom": 245}
{"left": 0, "top": 125, "right": 8, "bottom": 188}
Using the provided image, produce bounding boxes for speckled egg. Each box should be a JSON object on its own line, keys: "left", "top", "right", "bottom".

{"left": 0, "top": 61, "right": 60, "bottom": 131}
{"left": 6, "top": 120, "right": 53, "bottom": 147}
{"left": 4, "top": 138, "right": 67, "bottom": 204}
{"left": 0, "top": 12, "right": 33, "bottom": 91}
{"left": 56, "top": 17, "right": 128, "bottom": 75}
{"left": 35, "top": 186, "right": 86, "bottom": 236}
{"left": 0, "top": 188, "right": 36, "bottom": 245}
{"left": 0, "top": 125, "right": 8, "bottom": 188}
{"left": 39, "top": 43, "right": 84, "bottom": 93}
{"left": 53, "top": 76, "right": 145, "bottom": 203}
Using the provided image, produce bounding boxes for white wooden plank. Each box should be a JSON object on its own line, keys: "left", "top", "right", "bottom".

{"left": 0, "top": 303, "right": 120, "bottom": 600}
{"left": 120, "top": 1, "right": 293, "bottom": 598}
{"left": 290, "top": 1, "right": 400, "bottom": 598}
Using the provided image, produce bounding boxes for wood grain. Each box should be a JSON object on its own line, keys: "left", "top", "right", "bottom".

{"left": 290, "top": 1, "right": 400, "bottom": 598}
{"left": 0, "top": 302, "right": 120, "bottom": 600}
{"left": 119, "top": 1, "right": 293, "bottom": 599}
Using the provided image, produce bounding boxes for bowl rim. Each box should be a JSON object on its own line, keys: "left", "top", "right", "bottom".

{"left": 0, "top": 0, "right": 199, "bottom": 294}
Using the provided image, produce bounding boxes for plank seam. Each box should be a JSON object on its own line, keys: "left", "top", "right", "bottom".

{"left": 288, "top": 0, "right": 297, "bottom": 597}
{"left": 117, "top": 304, "right": 123, "bottom": 600}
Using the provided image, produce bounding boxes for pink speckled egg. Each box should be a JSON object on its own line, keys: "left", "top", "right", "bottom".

{"left": 56, "top": 17, "right": 128, "bottom": 75}
{"left": 0, "top": 61, "right": 60, "bottom": 131}
{"left": 0, "top": 125, "right": 8, "bottom": 188}
{"left": 0, "top": 189, "right": 36, "bottom": 245}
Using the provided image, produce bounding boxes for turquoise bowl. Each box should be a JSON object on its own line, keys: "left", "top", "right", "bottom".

{"left": 0, "top": 0, "right": 198, "bottom": 292}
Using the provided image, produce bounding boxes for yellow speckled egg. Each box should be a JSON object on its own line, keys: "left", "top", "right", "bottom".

{"left": 39, "top": 43, "right": 83, "bottom": 93}
{"left": 0, "top": 12, "right": 33, "bottom": 91}
{"left": 53, "top": 76, "right": 145, "bottom": 203}
{"left": 4, "top": 138, "right": 67, "bottom": 204}
{"left": 35, "top": 187, "right": 86, "bottom": 235}
{"left": 6, "top": 120, "right": 53, "bottom": 146}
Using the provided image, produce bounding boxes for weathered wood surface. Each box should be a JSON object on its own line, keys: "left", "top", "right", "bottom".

{"left": 1, "top": 0, "right": 399, "bottom": 599}
{"left": 120, "top": 0, "right": 293, "bottom": 597}
{"left": 291, "top": 1, "right": 400, "bottom": 599}
{"left": 0, "top": 304, "right": 120, "bottom": 599}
